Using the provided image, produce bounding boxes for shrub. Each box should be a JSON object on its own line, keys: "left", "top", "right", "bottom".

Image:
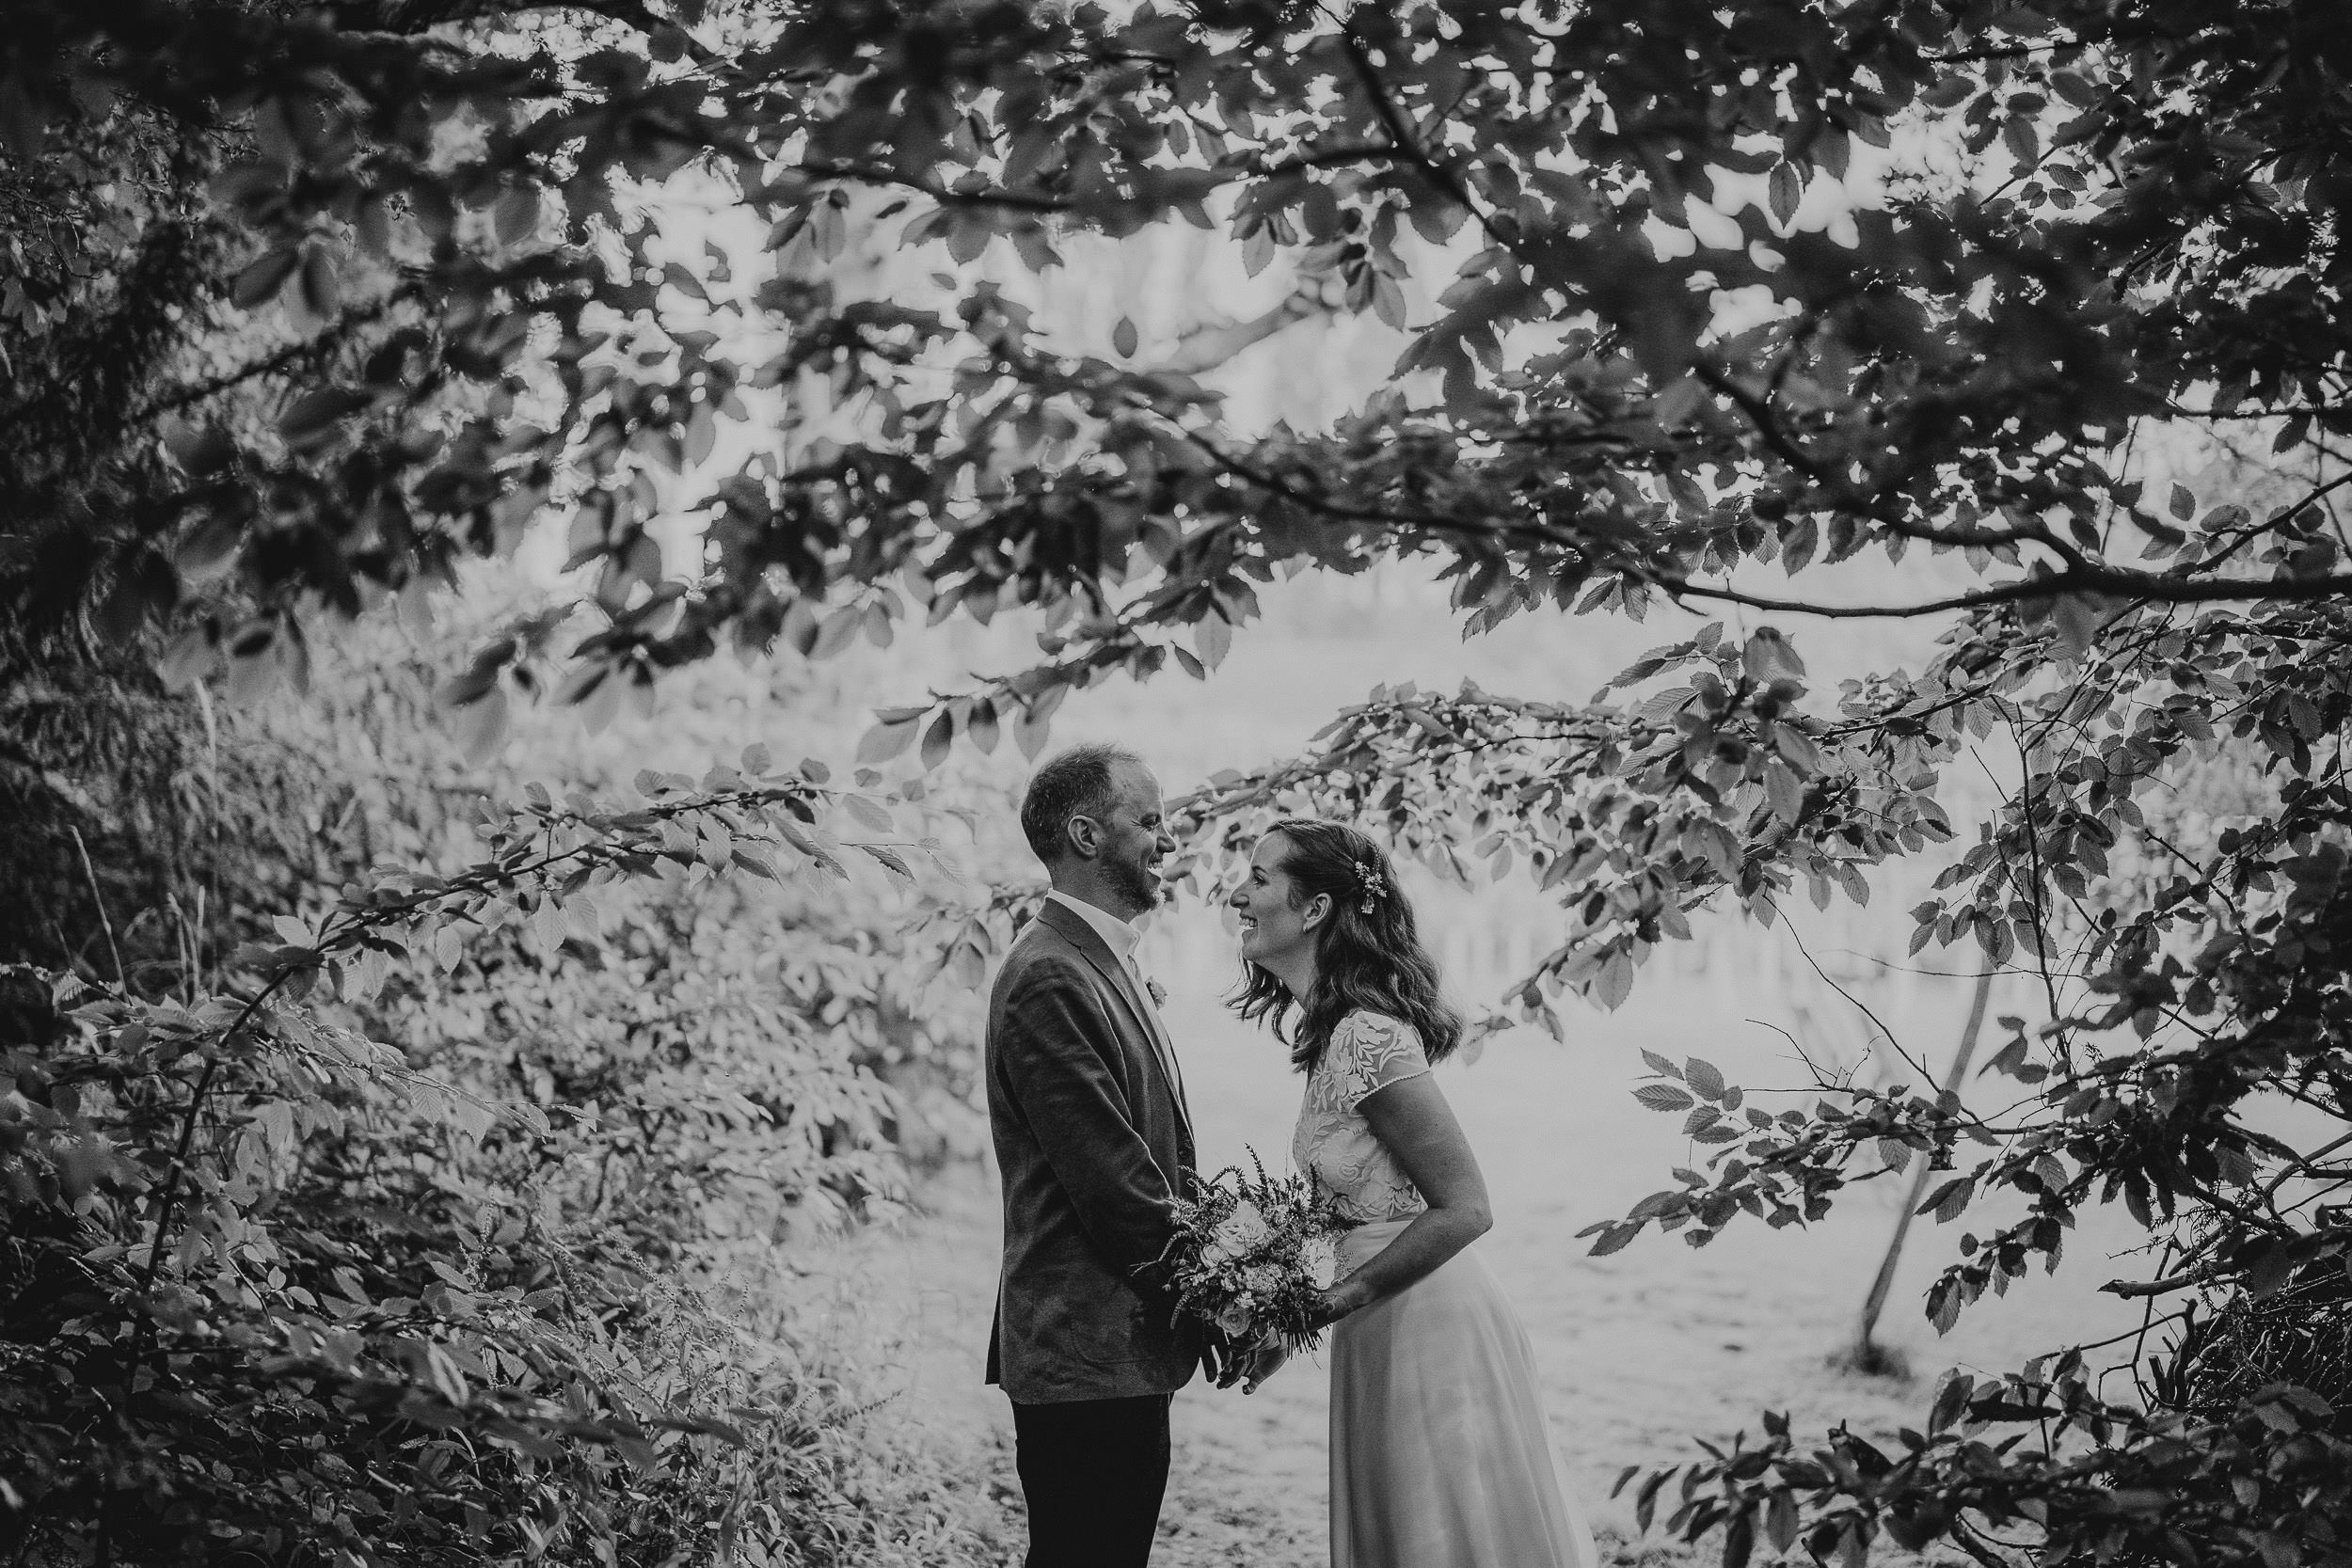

{"left": 1, "top": 739, "right": 989, "bottom": 1564}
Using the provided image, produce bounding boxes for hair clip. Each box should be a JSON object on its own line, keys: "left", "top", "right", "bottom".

{"left": 1354, "top": 859, "right": 1387, "bottom": 914}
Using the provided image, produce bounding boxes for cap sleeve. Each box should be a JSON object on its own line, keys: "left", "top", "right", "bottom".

{"left": 1328, "top": 1011, "right": 1432, "bottom": 1111}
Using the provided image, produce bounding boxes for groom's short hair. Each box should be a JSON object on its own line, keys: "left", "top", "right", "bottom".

{"left": 1022, "top": 743, "right": 1142, "bottom": 863}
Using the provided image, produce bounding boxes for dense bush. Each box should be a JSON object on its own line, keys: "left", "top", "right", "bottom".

{"left": 1, "top": 750, "right": 1006, "bottom": 1564}
{"left": 0, "top": 602, "right": 1011, "bottom": 1562}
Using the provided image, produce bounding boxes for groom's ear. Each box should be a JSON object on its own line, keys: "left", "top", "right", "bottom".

{"left": 1064, "top": 813, "right": 1100, "bottom": 860}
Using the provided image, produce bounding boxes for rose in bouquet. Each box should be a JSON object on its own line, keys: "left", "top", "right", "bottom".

{"left": 1151, "top": 1150, "right": 1347, "bottom": 1354}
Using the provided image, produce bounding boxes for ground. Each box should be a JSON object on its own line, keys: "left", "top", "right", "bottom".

{"left": 789, "top": 973, "right": 2155, "bottom": 1567}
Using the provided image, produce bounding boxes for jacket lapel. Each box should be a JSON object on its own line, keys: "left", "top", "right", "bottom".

{"left": 1034, "top": 900, "right": 1194, "bottom": 1146}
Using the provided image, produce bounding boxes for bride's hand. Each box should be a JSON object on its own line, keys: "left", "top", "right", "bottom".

{"left": 1306, "top": 1282, "right": 1364, "bottom": 1330}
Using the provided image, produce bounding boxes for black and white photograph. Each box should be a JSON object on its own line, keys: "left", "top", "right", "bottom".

{"left": 5, "top": 2, "right": 2350, "bottom": 1565}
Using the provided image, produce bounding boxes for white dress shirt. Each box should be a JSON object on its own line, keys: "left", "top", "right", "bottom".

{"left": 1045, "top": 890, "right": 1186, "bottom": 1106}
{"left": 1047, "top": 889, "right": 1147, "bottom": 976}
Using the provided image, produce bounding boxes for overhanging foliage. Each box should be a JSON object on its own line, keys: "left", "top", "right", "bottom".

{"left": 6, "top": 1, "right": 2352, "bottom": 1564}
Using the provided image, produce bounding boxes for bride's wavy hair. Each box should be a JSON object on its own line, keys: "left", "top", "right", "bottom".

{"left": 1230, "top": 819, "right": 1462, "bottom": 1072}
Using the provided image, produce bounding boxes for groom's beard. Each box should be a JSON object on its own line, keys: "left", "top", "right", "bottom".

{"left": 1104, "top": 855, "right": 1161, "bottom": 915}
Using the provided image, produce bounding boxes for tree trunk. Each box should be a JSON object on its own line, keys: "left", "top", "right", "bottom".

{"left": 1851, "top": 960, "right": 1998, "bottom": 1370}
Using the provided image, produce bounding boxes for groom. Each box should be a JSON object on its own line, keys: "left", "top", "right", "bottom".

{"left": 986, "top": 743, "right": 1209, "bottom": 1568}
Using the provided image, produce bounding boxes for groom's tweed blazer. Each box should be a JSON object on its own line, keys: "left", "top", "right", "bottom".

{"left": 986, "top": 897, "right": 1202, "bottom": 1404}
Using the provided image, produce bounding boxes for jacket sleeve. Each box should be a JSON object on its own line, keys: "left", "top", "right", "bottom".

{"left": 998, "top": 959, "right": 1184, "bottom": 1305}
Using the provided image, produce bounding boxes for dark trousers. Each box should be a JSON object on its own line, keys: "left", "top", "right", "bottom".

{"left": 1009, "top": 1392, "right": 1173, "bottom": 1568}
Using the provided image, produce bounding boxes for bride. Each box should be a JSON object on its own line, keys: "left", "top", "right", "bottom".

{"left": 1224, "top": 817, "right": 1597, "bottom": 1568}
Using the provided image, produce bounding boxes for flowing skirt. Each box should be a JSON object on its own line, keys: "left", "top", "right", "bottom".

{"left": 1329, "top": 1218, "right": 1598, "bottom": 1568}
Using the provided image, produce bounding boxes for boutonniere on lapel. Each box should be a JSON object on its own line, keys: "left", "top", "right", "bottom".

{"left": 1145, "top": 976, "right": 1168, "bottom": 1008}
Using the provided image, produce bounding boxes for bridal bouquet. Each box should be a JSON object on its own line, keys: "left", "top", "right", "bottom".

{"left": 1155, "top": 1152, "right": 1348, "bottom": 1353}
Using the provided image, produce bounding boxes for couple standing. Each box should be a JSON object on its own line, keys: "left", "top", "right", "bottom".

{"left": 985, "top": 744, "right": 1597, "bottom": 1568}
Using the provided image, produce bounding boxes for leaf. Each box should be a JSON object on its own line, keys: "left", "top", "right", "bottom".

{"left": 859, "top": 843, "right": 914, "bottom": 879}
{"left": 1724, "top": 1506, "right": 1756, "bottom": 1568}
{"left": 919, "top": 709, "right": 955, "bottom": 771}
{"left": 1634, "top": 1084, "right": 1695, "bottom": 1113}
{"left": 1013, "top": 703, "right": 1055, "bottom": 760}
{"left": 1586, "top": 1222, "right": 1642, "bottom": 1258}
{"left": 1929, "top": 1371, "right": 1975, "bottom": 1433}
{"left": 1772, "top": 722, "right": 1822, "bottom": 773}
{"left": 1406, "top": 194, "right": 1470, "bottom": 245}
{"left": 2051, "top": 594, "right": 2102, "bottom": 658}
{"left": 1640, "top": 1050, "right": 1684, "bottom": 1081}
{"left": 1684, "top": 1057, "right": 1726, "bottom": 1101}
{"left": 495, "top": 182, "right": 542, "bottom": 246}
{"left": 1742, "top": 627, "right": 1805, "bottom": 683}
{"left": 447, "top": 688, "right": 509, "bottom": 767}
{"left": 1768, "top": 161, "right": 1803, "bottom": 225}
{"left": 157, "top": 624, "right": 218, "bottom": 689}
{"left": 1241, "top": 223, "right": 1277, "bottom": 277}
{"left": 279, "top": 388, "right": 369, "bottom": 447}
{"left": 1196, "top": 610, "right": 1233, "bottom": 670}
{"left": 1634, "top": 685, "right": 1697, "bottom": 724}
{"left": 967, "top": 698, "right": 1001, "bottom": 754}
{"left": 1112, "top": 315, "right": 1138, "bottom": 357}
{"left": 842, "top": 795, "right": 895, "bottom": 832}
{"left": 1653, "top": 375, "right": 1705, "bottom": 427}
{"left": 2245, "top": 1243, "right": 2297, "bottom": 1301}
{"left": 1762, "top": 757, "right": 1805, "bottom": 823}
{"left": 1917, "top": 1173, "right": 1976, "bottom": 1223}
{"left": 2001, "top": 116, "right": 2039, "bottom": 167}
{"left": 298, "top": 246, "right": 340, "bottom": 324}
{"left": 811, "top": 607, "right": 862, "bottom": 659}
{"left": 856, "top": 716, "right": 922, "bottom": 766}
{"left": 232, "top": 245, "right": 299, "bottom": 309}
{"left": 1595, "top": 948, "right": 1635, "bottom": 1010}
{"left": 1781, "top": 516, "right": 1820, "bottom": 574}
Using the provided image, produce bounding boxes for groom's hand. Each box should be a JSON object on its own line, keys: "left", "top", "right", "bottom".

{"left": 1203, "top": 1328, "right": 1237, "bottom": 1388}
{"left": 1240, "top": 1338, "right": 1291, "bottom": 1395}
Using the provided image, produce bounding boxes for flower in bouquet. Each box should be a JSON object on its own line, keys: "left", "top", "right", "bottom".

{"left": 1202, "top": 1200, "right": 1271, "bottom": 1265}
{"left": 1301, "top": 1235, "right": 1339, "bottom": 1291}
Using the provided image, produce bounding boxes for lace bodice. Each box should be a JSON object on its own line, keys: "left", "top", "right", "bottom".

{"left": 1292, "top": 1010, "right": 1434, "bottom": 1225}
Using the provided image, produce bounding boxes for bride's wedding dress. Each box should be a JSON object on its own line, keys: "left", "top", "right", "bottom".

{"left": 1295, "top": 1010, "right": 1598, "bottom": 1568}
